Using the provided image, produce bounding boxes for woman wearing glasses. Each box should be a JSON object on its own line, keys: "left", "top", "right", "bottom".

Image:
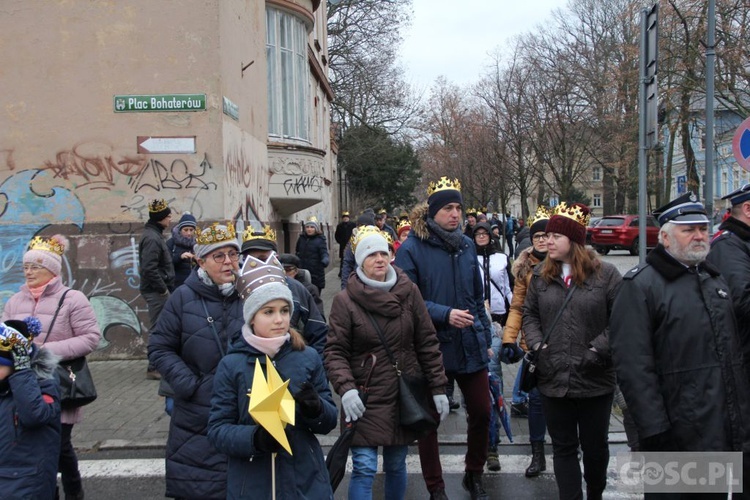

{"left": 2, "top": 234, "right": 101, "bottom": 500}
{"left": 148, "top": 223, "right": 245, "bottom": 500}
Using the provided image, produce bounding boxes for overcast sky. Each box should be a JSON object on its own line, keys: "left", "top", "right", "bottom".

{"left": 399, "top": 0, "right": 568, "bottom": 90}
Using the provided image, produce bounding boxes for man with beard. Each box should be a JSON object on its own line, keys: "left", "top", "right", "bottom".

{"left": 610, "top": 192, "right": 750, "bottom": 498}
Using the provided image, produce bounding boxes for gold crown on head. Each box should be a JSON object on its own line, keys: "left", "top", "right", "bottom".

{"left": 242, "top": 225, "right": 276, "bottom": 243}
{"left": 351, "top": 225, "right": 389, "bottom": 253}
{"left": 195, "top": 222, "right": 237, "bottom": 245}
{"left": 28, "top": 236, "right": 65, "bottom": 256}
{"left": 527, "top": 205, "right": 552, "bottom": 226}
{"left": 397, "top": 219, "right": 411, "bottom": 232}
{"left": 553, "top": 202, "right": 590, "bottom": 227}
{"left": 466, "top": 207, "right": 478, "bottom": 216}
{"left": 148, "top": 199, "right": 169, "bottom": 213}
{"left": 427, "top": 176, "right": 461, "bottom": 196}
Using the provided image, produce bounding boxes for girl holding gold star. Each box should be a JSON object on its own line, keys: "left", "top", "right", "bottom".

{"left": 208, "top": 253, "right": 337, "bottom": 499}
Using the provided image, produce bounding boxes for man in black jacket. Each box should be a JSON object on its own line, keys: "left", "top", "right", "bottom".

{"left": 334, "top": 211, "right": 356, "bottom": 277}
{"left": 610, "top": 192, "right": 750, "bottom": 497}
{"left": 139, "top": 199, "right": 175, "bottom": 379}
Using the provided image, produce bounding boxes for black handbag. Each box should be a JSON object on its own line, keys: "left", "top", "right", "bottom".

{"left": 365, "top": 312, "right": 437, "bottom": 435}
{"left": 45, "top": 290, "right": 98, "bottom": 409}
{"left": 518, "top": 284, "right": 577, "bottom": 393}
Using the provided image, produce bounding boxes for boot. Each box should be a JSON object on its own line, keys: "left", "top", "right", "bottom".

{"left": 429, "top": 487, "right": 449, "bottom": 500}
{"left": 486, "top": 450, "right": 501, "bottom": 472}
{"left": 65, "top": 491, "right": 84, "bottom": 500}
{"left": 525, "top": 441, "right": 546, "bottom": 477}
{"left": 461, "top": 471, "right": 489, "bottom": 500}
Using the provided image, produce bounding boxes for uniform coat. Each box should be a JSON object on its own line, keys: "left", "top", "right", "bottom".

{"left": 148, "top": 271, "right": 245, "bottom": 499}
{"left": 208, "top": 338, "right": 337, "bottom": 500}
{"left": 610, "top": 245, "right": 750, "bottom": 451}
{"left": 523, "top": 256, "right": 621, "bottom": 398}
{"left": 296, "top": 233, "right": 329, "bottom": 291}
{"left": 326, "top": 268, "right": 447, "bottom": 446}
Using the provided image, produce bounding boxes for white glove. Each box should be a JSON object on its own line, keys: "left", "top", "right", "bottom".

{"left": 433, "top": 394, "right": 450, "bottom": 422}
{"left": 341, "top": 389, "right": 365, "bottom": 422}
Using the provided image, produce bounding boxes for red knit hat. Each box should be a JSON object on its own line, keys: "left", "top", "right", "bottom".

{"left": 545, "top": 202, "right": 591, "bottom": 246}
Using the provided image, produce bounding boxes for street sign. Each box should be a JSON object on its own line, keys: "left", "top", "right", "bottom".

{"left": 732, "top": 115, "right": 750, "bottom": 172}
{"left": 137, "top": 136, "right": 196, "bottom": 154}
{"left": 222, "top": 96, "right": 239, "bottom": 121}
{"left": 114, "top": 94, "right": 206, "bottom": 113}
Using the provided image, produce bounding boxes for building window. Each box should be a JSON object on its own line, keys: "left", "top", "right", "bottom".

{"left": 593, "top": 193, "right": 602, "bottom": 208}
{"left": 592, "top": 166, "right": 601, "bottom": 182}
{"left": 266, "top": 8, "right": 309, "bottom": 142}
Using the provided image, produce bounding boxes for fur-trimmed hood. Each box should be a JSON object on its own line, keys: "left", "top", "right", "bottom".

{"left": 31, "top": 348, "right": 60, "bottom": 380}
{"left": 512, "top": 246, "right": 542, "bottom": 281}
{"left": 409, "top": 203, "right": 430, "bottom": 240}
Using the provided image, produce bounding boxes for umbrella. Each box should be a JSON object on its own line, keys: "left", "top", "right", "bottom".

{"left": 326, "top": 353, "right": 377, "bottom": 492}
{"left": 496, "top": 389, "right": 514, "bottom": 443}
{"left": 488, "top": 371, "right": 513, "bottom": 443}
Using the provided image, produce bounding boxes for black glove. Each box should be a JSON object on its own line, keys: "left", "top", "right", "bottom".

{"left": 501, "top": 343, "right": 524, "bottom": 364}
{"left": 640, "top": 429, "right": 678, "bottom": 451}
{"left": 254, "top": 426, "right": 283, "bottom": 454}
{"left": 294, "top": 382, "right": 323, "bottom": 418}
{"left": 11, "top": 341, "right": 31, "bottom": 372}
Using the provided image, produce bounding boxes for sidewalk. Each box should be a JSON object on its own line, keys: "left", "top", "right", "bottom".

{"left": 73, "top": 266, "right": 626, "bottom": 451}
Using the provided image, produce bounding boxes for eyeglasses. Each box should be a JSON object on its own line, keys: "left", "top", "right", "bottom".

{"left": 474, "top": 232, "right": 490, "bottom": 238}
{"left": 22, "top": 264, "right": 46, "bottom": 272}
{"left": 532, "top": 234, "right": 549, "bottom": 242}
{"left": 210, "top": 251, "right": 240, "bottom": 263}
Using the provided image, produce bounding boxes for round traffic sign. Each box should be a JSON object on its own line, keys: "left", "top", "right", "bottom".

{"left": 732, "top": 115, "right": 750, "bottom": 172}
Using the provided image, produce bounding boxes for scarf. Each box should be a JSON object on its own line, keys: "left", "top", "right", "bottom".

{"left": 29, "top": 276, "right": 59, "bottom": 301}
{"left": 197, "top": 267, "right": 236, "bottom": 297}
{"left": 241, "top": 324, "right": 290, "bottom": 358}
{"left": 355, "top": 264, "right": 397, "bottom": 291}
{"left": 171, "top": 226, "right": 196, "bottom": 248}
{"left": 426, "top": 218, "right": 464, "bottom": 253}
{"left": 532, "top": 249, "right": 547, "bottom": 261}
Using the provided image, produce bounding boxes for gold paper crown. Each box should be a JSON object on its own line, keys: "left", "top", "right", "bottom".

{"left": 148, "top": 199, "right": 169, "bottom": 213}
{"left": 242, "top": 224, "right": 276, "bottom": 243}
{"left": 553, "top": 202, "right": 590, "bottom": 227}
{"left": 427, "top": 176, "right": 461, "bottom": 197}
{"left": 28, "top": 236, "right": 65, "bottom": 256}
{"left": 195, "top": 222, "right": 237, "bottom": 245}
{"left": 466, "top": 207, "right": 478, "bottom": 216}
{"left": 304, "top": 216, "right": 319, "bottom": 225}
{"left": 351, "top": 225, "right": 390, "bottom": 253}
{"left": 397, "top": 219, "right": 411, "bottom": 233}
{"left": 0, "top": 324, "right": 28, "bottom": 353}
{"left": 527, "top": 205, "right": 552, "bottom": 226}
{"left": 378, "top": 208, "right": 387, "bottom": 215}
{"left": 341, "top": 211, "right": 350, "bottom": 217}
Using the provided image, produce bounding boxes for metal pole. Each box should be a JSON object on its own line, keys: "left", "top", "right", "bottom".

{"left": 705, "top": 0, "right": 716, "bottom": 233}
{"left": 638, "top": 8, "right": 648, "bottom": 263}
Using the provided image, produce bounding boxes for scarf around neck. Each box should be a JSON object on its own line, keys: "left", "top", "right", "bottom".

{"left": 241, "top": 324, "right": 290, "bottom": 358}
{"left": 29, "top": 276, "right": 60, "bottom": 301}
{"left": 197, "top": 267, "right": 236, "bottom": 296}
{"left": 427, "top": 218, "right": 464, "bottom": 253}
{"left": 356, "top": 264, "right": 397, "bottom": 290}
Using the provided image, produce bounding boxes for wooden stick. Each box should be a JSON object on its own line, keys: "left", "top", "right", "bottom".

{"left": 272, "top": 452, "right": 276, "bottom": 500}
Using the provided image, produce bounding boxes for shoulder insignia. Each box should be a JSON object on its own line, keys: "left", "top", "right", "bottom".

{"left": 623, "top": 265, "right": 647, "bottom": 280}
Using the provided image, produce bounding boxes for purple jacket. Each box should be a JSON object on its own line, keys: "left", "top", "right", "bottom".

{"left": 2, "top": 277, "right": 101, "bottom": 424}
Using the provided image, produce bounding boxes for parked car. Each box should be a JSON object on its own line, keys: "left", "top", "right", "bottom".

{"left": 585, "top": 217, "right": 603, "bottom": 245}
{"left": 589, "top": 214, "right": 660, "bottom": 255}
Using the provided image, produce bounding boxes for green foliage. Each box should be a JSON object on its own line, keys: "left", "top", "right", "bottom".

{"left": 338, "top": 125, "right": 420, "bottom": 210}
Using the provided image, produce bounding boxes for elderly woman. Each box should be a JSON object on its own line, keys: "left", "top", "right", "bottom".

{"left": 148, "top": 222, "right": 245, "bottom": 500}
{"left": 523, "top": 203, "right": 621, "bottom": 500}
{"left": 2, "top": 234, "right": 101, "bottom": 500}
{"left": 326, "top": 226, "right": 449, "bottom": 500}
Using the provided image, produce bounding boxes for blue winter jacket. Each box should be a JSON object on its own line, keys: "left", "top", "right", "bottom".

{"left": 0, "top": 349, "right": 61, "bottom": 500}
{"left": 394, "top": 204, "right": 492, "bottom": 374}
{"left": 148, "top": 270, "right": 245, "bottom": 500}
{"left": 208, "top": 336, "right": 337, "bottom": 499}
{"left": 295, "top": 233, "right": 329, "bottom": 291}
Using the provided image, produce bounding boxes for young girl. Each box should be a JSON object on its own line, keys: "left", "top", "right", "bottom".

{"left": 208, "top": 253, "right": 337, "bottom": 499}
{"left": 0, "top": 318, "right": 61, "bottom": 499}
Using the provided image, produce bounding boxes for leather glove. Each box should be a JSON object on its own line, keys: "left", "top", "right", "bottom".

{"left": 294, "top": 382, "right": 322, "bottom": 418}
{"left": 501, "top": 343, "right": 524, "bottom": 364}
{"left": 254, "top": 426, "right": 283, "bottom": 454}
{"left": 11, "top": 341, "right": 32, "bottom": 372}
{"left": 433, "top": 394, "right": 450, "bottom": 422}
{"left": 341, "top": 388, "right": 365, "bottom": 422}
{"left": 640, "top": 429, "right": 678, "bottom": 452}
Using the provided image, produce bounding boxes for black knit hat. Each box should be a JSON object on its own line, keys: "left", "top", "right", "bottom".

{"left": 148, "top": 199, "right": 171, "bottom": 222}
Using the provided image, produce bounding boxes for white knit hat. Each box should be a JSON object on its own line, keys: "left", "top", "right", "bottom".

{"left": 353, "top": 226, "right": 390, "bottom": 266}
{"left": 236, "top": 253, "right": 294, "bottom": 323}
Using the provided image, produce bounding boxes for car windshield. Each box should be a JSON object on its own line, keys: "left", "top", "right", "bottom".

{"left": 597, "top": 217, "right": 626, "bottom": 227}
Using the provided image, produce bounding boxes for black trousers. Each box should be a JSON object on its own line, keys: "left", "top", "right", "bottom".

{"left": 59, "top": 423, "right": 82, "bottom": 496}
{"left": 541, "top": 392, "right": 614, "bottom": 500}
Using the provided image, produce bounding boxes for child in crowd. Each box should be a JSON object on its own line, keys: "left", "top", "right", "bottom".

{"left": 0, "top": 318, "right": 61, "bottom": 499}
{"left": 208, "top": 253, "right": 337, "bottom": 499}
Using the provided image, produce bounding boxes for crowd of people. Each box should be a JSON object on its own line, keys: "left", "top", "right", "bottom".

{"left": 2, "top": 178, "right": 750, "bottom": 500}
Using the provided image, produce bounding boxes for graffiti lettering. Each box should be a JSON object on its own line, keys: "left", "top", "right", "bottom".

{"left": 128, "top": 155, "right": 217, "bottom": 193}
{"left": 283, "top": 175, "right": 323, "bottom": 195}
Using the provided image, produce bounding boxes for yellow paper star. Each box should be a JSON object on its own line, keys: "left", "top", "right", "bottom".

{"left": 248, "top": 356, "right": 295, "bottom": 455}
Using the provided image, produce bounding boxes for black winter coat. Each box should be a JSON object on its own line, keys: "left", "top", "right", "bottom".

{"left": 167, "top": 227, "right": 196, "bottom": 288}
{"left": 139, "top": 220, "right": 175, "bottom": 294}
{"left": 148, "top": 271, "right": 245, "bottom": 499}
{"left": 296, "top": 233, "right": 329, "bottom": 290}
{"left": 610, "top": 245, "right": 750, "bottom": 452}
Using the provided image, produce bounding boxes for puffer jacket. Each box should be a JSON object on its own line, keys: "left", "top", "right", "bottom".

{"left": 326, "top": 268, "right": 447, "bottom": 446}
{"left": 611, "top": 245, "right": 750, "bottom": 451}
{"left": 394, "top": 204, "right": 492, "bottom": 374}
{"left": 502, "top": 247, "right": 544, "bottom": 350}
{"left": 2, "top": 278, "right": 101, "bottom": 425}
{"left": 167, "top": 227, "right": 196, "bottom": 289}
{"left": 0, "top": 348, "right": 61, "bottom": 500}
{"left": 139, "top": 220, "right": 175, "bottom": 294}
{"left": 148, "top": 271, "right": 245, "bottom": 500}
{"left": 296, "top": 233, "right": 329, "bottom": 291}
{"left": 523, "top": 252, "right": 621, "bottom": 398}
{"left": 208, "top": 337, "right": 337, "bottom": 499}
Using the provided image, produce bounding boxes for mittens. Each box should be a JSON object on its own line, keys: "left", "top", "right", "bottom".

{"left": 501, "top": 343, "right": 524, "bottom": 364}
{"left": 294, "top": 382, "right": 323, "bottom": 418}
{"left": 11, "top": 341, "right": 31, "bottom": 372}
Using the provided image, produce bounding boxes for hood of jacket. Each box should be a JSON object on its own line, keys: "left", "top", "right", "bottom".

{"left": 512, "top": 246, "right": 541, "bottom": 281}
{"left": 409, "top": 203, "right": 431, "bottom": 240}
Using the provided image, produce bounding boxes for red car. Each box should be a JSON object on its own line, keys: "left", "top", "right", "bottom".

{"left": 589, "top": 214, "right": 660, "bottom": 256}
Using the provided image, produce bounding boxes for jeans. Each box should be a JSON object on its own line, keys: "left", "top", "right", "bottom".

{"left": 541, "top": 392, "right": 614, "bottom": 500}
{"left": 349, "top": 445, "right": 408, "bottom": 500}
{"left": 527, "top": 387, "right": 547, "bottom": 442}
{"left": 512, "top": 363, "right": 528, "bottom": 404}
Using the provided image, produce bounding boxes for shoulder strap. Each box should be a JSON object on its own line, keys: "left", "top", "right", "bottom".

{"left": 364, "top": 311, "right": 400, "bottom": 374}
{"left": 43, "top": 289, "right": 72, "bottom": 345}
{"left": 201, "top": 298, "right": 226, "bottom": 357}
{"left": 533, "top": 284, "right": 576, "bottom": 354}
